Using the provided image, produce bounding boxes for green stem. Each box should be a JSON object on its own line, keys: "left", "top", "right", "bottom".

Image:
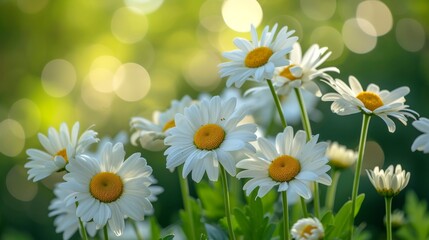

{"left": 267, "top": 79, "right": 288, "bottom": 128}
{"left": 385, "top": 197, "right": 393, "bottom": 240}
{"left": 178, "top": 166, "right": 197, "bottom": 240}
{"left": 75, "top": 202, "right": 89, "bottom": 240}
{"left": 103, "top": 225, "right": 109, "bottom": 240}
{"left": 325, "top": 169, "right": 341, "bottom": 211}
{"left": 294, "top": 88, "right": 320, "bottom": 218}
{"left": 282, "top": 191, "right": 290, "bottom": 240}
{"left": 350, "top": 114, "right": 371, "bottom": 238}
{"left": 300, "top": 197, "right": 309, "bottom": 217}
{"left": 131, "top": 220, "right": 143, "bottom": 240}
{"left": 220, "top": 166, "right": 236, "bottom": 240}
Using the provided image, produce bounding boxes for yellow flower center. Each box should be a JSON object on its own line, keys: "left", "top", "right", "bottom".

{"left": 269, "top": 155, "right": 301, "bottom": 182}
{"left": 194, "top": 124, "right": 225, "bottom": 150}
{"left": 244, "top": 47, "right": 273, "bottom": 68}
{"left": 90, "top": 172, "right": 123, "bottom": 203}
{"left": 356, "top": 91, "right": 383, "bottom": 112}
{"left": 279, "top": 64, "right": 301, "bottom": 80}
{"left": 162, "top": 120, "right": 176, "bottom": 132}
{"left": 55, "top": 148, "right": 68, "bottom": 163}
{"left": 301, "top": 225, "right": 317, "bottom": 237}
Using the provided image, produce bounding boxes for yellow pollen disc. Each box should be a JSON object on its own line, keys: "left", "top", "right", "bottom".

{"left": 162, "top": 120, "right": 176, "bottom": 132}
{"left": 301, "top": 225, "right": 317, "bottom": 237}
{"left": 244, "top": 47, "right": 273, "bottom": 68}
{"left": 90, "top": 172, "right": 123, "bottom": 203}
{"left": 356, "top": 91, "right": 384, "bottom": 111}
{"left": 55, "top": 148, "right": 68, "bottom": 163}
{"left": 194, "top": 124, "right": 225, "bottom": 150}
{"left": 280, "top": 64, "right": 300, "bottom": 80}
{"left": 269, "top": 155, "right": 301, "bottom": 182}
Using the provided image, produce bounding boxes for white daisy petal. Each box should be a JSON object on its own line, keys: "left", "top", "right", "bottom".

{"left": 25, "top": 122, "right": 99, "bottom": 182}
{"left": 322, "top": 76, "right": 417, "bottom": 133}
{"left": 220, "top": 23, "right": 298, "bottom": 87}
{"left": 236, "top": 126, "right": 331, "bottom": 200}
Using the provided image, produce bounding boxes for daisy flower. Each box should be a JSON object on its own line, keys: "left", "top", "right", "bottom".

{"left": 164, "top": 96, "right": 257, "bottom": 182}
{"left": 291, "top": 217, "right": 324, "bottom": 240}
{"left": 130, "top": 95, "right": 193, "bottom": 151}
{"left": 25, "top": 122, "right": 98, "bottom": 182}
{"left": 321, "top": 75, "right": 418, "bottom": 132}
{"left": 366, "top": 164, "right": 410, "bottom": 197}
{"left": 236, "top": 126, "right": 331, "bottom": 198}
{"left": 62, "top": 142, "right": 153, "bottom": 236}
{"left": 411, "top": 117, "right": 429, "bottom": 153}
{"left": 273, "top": 43, "right": 339, "bottom": 97}
{"left": 49, "top": 183, "right": 97, "bottom": 240}
{"left": 326, "top": 141, "right": 357, "bottom": 169}
{"left": 219, "top": 24, "right": 298, "bottom": 88}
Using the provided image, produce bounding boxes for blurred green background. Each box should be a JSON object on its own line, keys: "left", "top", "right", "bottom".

{"left": 0, "top": 0, "right": 428, "bottom": 239}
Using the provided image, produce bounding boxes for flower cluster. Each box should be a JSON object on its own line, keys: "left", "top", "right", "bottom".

{"left": 24, "top": 22, "right": 427, "bottom": 240}
{"left": 25, "top": 123, "right": 162, "bottom": 239}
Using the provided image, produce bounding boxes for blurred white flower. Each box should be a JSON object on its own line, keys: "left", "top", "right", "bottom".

{"left": 326, "top": 141, "right": 357, "bottom": 169}
{"left": 130, "top": 95, "right": 193, "bottom": 151}
{"left": 291, "top": 217, "right": 324, "bottom": 240}
{"left": 411, "top": 117, "right": 429, "bottom": 153}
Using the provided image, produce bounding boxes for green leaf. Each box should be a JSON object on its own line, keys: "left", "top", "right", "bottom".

{"left": 150, "top": 216, "right": 161, "bottom": 240}
{"left": 396, "top": 191, "right": 429, "bottom": 239}
{"left": 327, "top": 194, "right": 365, "bottom": 239}
{"left": 196, "top": 181, "right": 229, "bottom": 219}
{"left": 159, "top": 234, "right": 174, "bottom": 240}
{"left": 179, "top": 197, "right": 207, "bottom": 240}
{"left": 232, "top": 193, "right": 275, "bottom": 240}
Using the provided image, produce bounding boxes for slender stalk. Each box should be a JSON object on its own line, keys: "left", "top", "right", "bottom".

{"left": 131, "top": 220, "right": 144, "bottom": 240}
{"left": 299, "top": 197, "right": 309, "bottom": 217}
{"left": 325, "top": 169, "right": 341, "bottom": 211}
{"left": 103, "top": 225, "right": 109, "bottom": 240}
{"left": 385, "top": 197, "right": 393, "bottom": 240}
{"left": 267, "top": 79, "right": 288, "bottom": 128}
{"left": 294, "top": 88, "right": 320, "bottom": 218}
{"left": 220, "top": 165, "right": 236, "bottom": 240}
{"left": 75, "top": 202, "right": 89, "bottom": 240}
{"left": 350, "top": 114, "right": 371, "bottom": 238}
{"left": 282, "top": 191, "right": 291, "bottom": 240}
{"left": 178, "top": 166, "right": 196, "bottom": 240}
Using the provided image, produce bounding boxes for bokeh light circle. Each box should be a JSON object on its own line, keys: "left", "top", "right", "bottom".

{"left": 222, "top": 0, "right": 263, "bottom": 32}
{"left": 0, "top": 119, "right": 25, "bottom": 157}
{"left": 41, "top": 59, "right": 77, "bottom": 98}
{"left": 9, "top": 99, "right": 41, "bottom": 138}
{"left": 356, "top": 0, "right": 392, "bottom": 37}
{"left": 362, "top": 141, "right": 385, "bottom": 174}
{"left": 342, "top": 18, "right": 377, "bottom": 54}
{"left": 184, "top": 51, "right": 221, "bottom": 91}
{"left": 125, "top": 0, "right": 164, "bottom": 14}
{"left": 113, "top": 63, "right": 151, "bottom": 102}
{"left": 89, "top": 55, "right": 122, "bottom": 93}
{"left": 300, "top": 0, "right": 336, "bottom": 21}
{"left": 111, "top": 7, "right": 149, "bottom": 44}
{"left": 310, "top": 26, "right": 344, "bottom": 61}
{"left": 16, "top": 0, "right": 48, "bottom": 14}
{"left": 396, "top": 18, "right": 426, "bottom": 52}
{"left": 6, "top": 165, "right": 38, "bottom": 202}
